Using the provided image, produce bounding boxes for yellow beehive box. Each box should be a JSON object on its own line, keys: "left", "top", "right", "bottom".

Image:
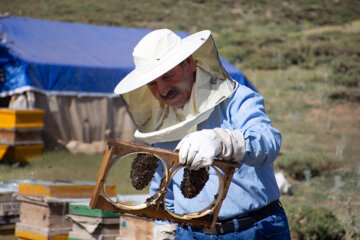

{"left": 18, "top": 181, "right": 117, "bottom": 198}
{"left": 0, "top": 144, "right": 43, "bottom": 162}
{"left": 15, "top": 222, "right": 68, "bottom": 240}
{"left": 0, "top": 108, "right": 44, "bottom": 129}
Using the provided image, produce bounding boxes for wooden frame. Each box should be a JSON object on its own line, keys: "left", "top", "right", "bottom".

{"left": 90, "top": 140, "right": 241, "bottom": 228}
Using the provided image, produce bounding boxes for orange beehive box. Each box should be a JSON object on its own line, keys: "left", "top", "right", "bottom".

{"left": 0, "top": 108, "right": 44, "bottom": 129}
{"left": 15, "top": 222, "right": 68, "bottom": 240}
{"left": 0, "top": 144, "right": 43, "bottom": 162}
{"left": 18, "top": 181, "right": 117, "bottom": 198}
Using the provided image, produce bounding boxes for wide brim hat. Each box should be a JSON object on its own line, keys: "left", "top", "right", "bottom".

{"left": 114, "top": 29, "right": 211, "bottom": 94}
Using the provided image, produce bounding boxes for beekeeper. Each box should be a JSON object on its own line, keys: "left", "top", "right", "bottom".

{"left": 115, "top": 29, "right": 291, "bottom": 240}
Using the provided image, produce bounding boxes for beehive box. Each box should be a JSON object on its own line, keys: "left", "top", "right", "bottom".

{"left": 17, "top": 195, "right": 73, "bottom": 230}
{"left": 15, "top": 181, "right": 117, "bottom": 240}
{"left": 0, "top": 108, "right": 44, "bottom": 129}
{"left": 67, "top": 202, "right": 120, "bottom": 240}
{"left": 0, "top": 185, "right": 19, "bottom": 216}
{"left": 118, "top": 214, "right": 154, "bottom": 240}
{"left": 69, "top": 202, "right": 120, "bottom": 218}
{"left": 0, "top": 144, "right": 44, "bottom": 162}
{"left": 18, "top": 181, "right": 116, "bottom": 199}
{"left": 0, "top": 128, "right": 43, "bottom": 145}
{"left": 0, "top": 201, "right": 19, "bottom": 217}
{"left": 0, "top": 108, "right": 45, "bottom": 162}
{"left": 15, "top": 222, "right": 69, "bottom": 240}
{"left": 0, "top": 181, "right": 20, "bottom": 235}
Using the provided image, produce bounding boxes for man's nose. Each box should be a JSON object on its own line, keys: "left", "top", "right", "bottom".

{"left": 158, "top": 80, "right": 171, "bottom": 96}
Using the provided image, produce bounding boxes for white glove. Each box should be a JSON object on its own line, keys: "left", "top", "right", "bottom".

{"left": 153, "top": 224, "right": 177, "bottom": 240}
{"left": 176, "top": 128, "right": 246, "bottom": 170}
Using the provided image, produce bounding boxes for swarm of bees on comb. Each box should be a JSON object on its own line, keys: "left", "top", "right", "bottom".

{"left": 130, "top": 153, "right": 209, "bottom": 198}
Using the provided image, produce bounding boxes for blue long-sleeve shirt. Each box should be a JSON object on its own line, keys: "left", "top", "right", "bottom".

{"left": 150, "top": 84, "right": 281, "bottom": 221}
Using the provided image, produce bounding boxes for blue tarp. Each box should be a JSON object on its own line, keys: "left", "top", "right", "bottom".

{"left": 0, "top": 16, "right": 255, "bottom": 97}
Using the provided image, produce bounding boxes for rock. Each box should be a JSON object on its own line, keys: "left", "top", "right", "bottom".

{"left": 65, "top": 140, "right": 106, "bottom": 154}
{"left": 275, "top": 172, "right": 291, "bottom": 195}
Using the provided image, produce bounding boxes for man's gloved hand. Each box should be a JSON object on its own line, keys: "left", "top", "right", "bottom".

{"left": 153, "top": 224, "right": 177, "bottom": 240}
{"left": 175, "top": 128, "right": 246, "bottom": 170}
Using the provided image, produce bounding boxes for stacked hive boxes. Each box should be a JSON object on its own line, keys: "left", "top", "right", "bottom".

{"left": 15, "top": 181, "right": 116, "bottom": 240}
{"left": 0, "top": 108, "right": 45, "bottom": 162}
{"left": 67, "top": 202, "right": 120, "bottom": 240}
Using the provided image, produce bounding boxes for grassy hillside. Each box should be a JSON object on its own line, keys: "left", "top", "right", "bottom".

{"left": 1, "top": 0, "right": 359, "bottom": 29}
{"left": 0, "top": 0, "right": 359, "bottom": 239}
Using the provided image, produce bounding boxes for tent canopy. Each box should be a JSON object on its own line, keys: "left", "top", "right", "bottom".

{"left": 0, "top": 16, "right": 255, "bottom": 97}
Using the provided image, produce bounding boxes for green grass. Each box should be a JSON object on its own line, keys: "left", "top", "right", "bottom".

{"left": 0, "top": 150, "right": 148, "bottom": 195}
{"left": 0, "top": 150, "right": 103, "bottom": 182}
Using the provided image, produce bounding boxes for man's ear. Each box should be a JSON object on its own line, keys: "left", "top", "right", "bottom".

{"left": 185, "top": 56, "right": 196, "bottom": 73}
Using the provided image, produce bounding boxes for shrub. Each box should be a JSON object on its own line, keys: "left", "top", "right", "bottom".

{"left": 241, "top": 48, "right": 285, "bottom": 70}
{"left": 330, "top": 57, "right": 360, "bottom": 88}
{"left": 328, "top": 90, "right": 360, "bottom": 103}
{"left": 286, "top": 204, "right": 345, "bottom": 240}
{"left": 219, "top": 45, "right": 256, "bottom": 65}
{"left": 275, "top": 152, "right": 339, "bottom": 180}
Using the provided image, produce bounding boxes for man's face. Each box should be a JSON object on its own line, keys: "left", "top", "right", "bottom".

{"left": 147, "top": 56, "right": 196, "bottom": 108}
